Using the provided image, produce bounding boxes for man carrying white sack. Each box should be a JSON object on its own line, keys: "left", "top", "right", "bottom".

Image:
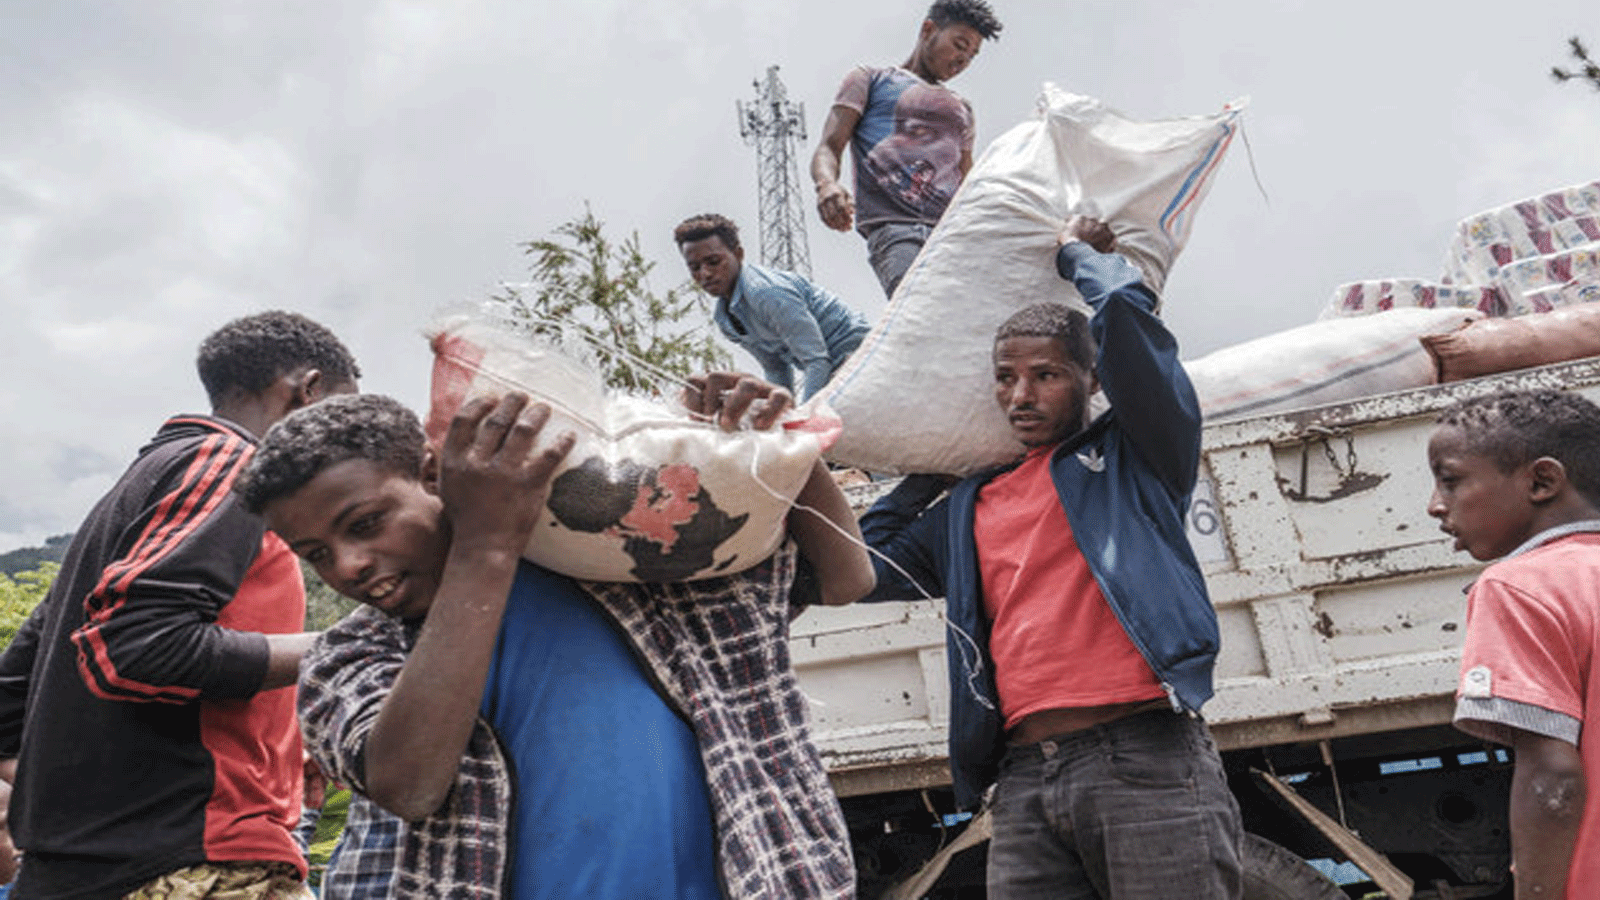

{"left": 860, "top": 215, "right": 1243, "bottom": 899}
{"left": 236, "top": 377, "right": 874, "bottom": 898}
{"left": 677, "top": 213, "right": 869, "bottom": 402}
{"left": 811, "top": 0, "right": 1002, "bottom": 298}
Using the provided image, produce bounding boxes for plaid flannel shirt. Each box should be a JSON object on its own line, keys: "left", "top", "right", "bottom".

{"left": 320, "top": 792, "right": 400, "bottom": 899}
{"left": 298, "top": 545, "right": 855, "bottom": 899}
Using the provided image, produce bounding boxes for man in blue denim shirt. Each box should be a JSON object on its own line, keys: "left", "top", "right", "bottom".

{"left": 675, "top": 213, "right": 869, "bottom": 401}
{"left": 861, "top": 216, "right": 1242, "bottom": 899}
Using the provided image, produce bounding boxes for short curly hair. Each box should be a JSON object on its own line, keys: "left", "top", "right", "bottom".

{"left": 196, "top": 310, "right": 361, "bottom": 407}
{"left": 927, "top": 0, "right": 1002, "bottom": 40}
{"left": 673, "top": 213, "right": 742, "bottom": 254}
{"left": 1437, "top": 389, "right": 1600, "bottom": 507}
{"left": 236, "top": 394, "right": 426, "bottom": 514}
{"left": 994, "top": 303, "right": 1094, "bottom": 371}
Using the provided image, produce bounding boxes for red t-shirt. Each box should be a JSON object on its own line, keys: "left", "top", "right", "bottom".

{"left": 1456, "top": 532, "right": 1600, "bottom": 899}
{"left": 974, "top": 447, "right": 1165, "bottom": 730}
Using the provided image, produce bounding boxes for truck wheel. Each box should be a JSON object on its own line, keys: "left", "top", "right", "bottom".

{"left": 1241, "top": 833, "right": 1347, "bottom": 900}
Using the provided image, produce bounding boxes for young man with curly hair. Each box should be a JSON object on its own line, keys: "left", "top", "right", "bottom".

{"left": 811, "top": 0, "right": 1003, "bottom": 298}
{"left": 1428, "top": 389, "right": 1600, "bottom": 900}
{"left": 676, "top": 213, "right": 868, "bottom": 401}
{"left": 239, "top": 378, "right": 873, "bottom": 898}
{"left": 0, "top": 311, "right": 360, "bottom": 900}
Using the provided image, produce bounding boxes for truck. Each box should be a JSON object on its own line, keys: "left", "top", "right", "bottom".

{"left": 790, "top": 353, "right": 1600, "bottom": 899}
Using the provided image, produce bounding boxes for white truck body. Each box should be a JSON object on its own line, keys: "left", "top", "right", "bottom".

{"left": 792, "top": 355, "right": 1600, "bottom": 800}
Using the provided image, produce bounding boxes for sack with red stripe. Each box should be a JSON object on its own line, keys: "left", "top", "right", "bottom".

{"left": 1184, "top": 306, "right": 1482, "bottom": 422}
{"left": 818, "top": 85, "right": 1245, "bottom": 475}
{"left": 426, "top": 314, "right": 839, "bottom": 583}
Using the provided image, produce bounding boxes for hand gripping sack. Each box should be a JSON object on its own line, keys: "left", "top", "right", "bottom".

{"left": 425, "top": 316, "right": 839, "bottom": 583}
{"left": 817, "top": 85, "right": 1245, "bottom": 475}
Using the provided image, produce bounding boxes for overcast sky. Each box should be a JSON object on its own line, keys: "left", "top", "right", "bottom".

{"left": 2, "top": 0, "right": 1598, "bottom": 552}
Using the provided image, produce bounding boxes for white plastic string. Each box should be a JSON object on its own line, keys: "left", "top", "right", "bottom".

{"left": 1237, "top": 119, "right": 1271, "bottom": 207}
{"left": 487, "top": 298, "right": 702, "bottom": 395}
{"left": 742, "top": 438, "right": 997, "bottom": 712}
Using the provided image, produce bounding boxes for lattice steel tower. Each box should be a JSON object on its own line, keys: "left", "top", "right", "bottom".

{"left": 737, "top": 65, "right": 812, "bottom": 278}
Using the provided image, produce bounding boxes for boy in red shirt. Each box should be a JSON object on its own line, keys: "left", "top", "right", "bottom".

{"left": 1428, "top": 389, "right": 1600, "bottom": 899}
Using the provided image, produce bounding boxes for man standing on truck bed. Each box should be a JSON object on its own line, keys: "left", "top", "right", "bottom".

{"left": 811, "top": 0, "right": 1001, "bottom": 298}
{"left": 861, "top": 215, "right": 1243, "bottom": 898}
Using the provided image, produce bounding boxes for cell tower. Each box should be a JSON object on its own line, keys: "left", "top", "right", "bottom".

{"left": 737, "top": 65, "right": 812, "bottom": 278}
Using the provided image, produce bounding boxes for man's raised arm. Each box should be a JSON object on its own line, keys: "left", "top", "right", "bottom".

{"left": 1056, "top": 217, "right": 1202, "bottom": 496}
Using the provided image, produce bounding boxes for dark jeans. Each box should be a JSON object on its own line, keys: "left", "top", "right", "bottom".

{"left": 864, "top": 221, "right": 933, "bottom": 298}
{"left": 987, "top": 709, "right": 1243, "bottom": 900}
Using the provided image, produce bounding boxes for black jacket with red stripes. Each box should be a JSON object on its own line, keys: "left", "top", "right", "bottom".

{"left": 0, "top": 415, "right": 306, "bottom": 899}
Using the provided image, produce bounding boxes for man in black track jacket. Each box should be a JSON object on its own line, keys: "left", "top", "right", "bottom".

{"left": 0, "top": 311, "right": 359, "bottom": 900}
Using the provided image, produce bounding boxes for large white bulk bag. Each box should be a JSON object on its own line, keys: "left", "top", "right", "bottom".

{"left": 425, "top": 316, "right": 835, "bottom": 583}
{"left": 818, "top": 85, "right": 1246, "bottom": 476}
{"left": 1185, "top": 306, "right": 1482, "bottom": 422}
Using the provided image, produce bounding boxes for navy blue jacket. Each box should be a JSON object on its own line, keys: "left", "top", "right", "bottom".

{"left": 860, "top": 242, "right": 1220, "bottom": 809}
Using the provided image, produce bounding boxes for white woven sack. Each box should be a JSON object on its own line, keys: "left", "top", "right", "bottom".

{"left": 425, "top": 316, "right": 835, "bottom": 583}
{"left": 817, "top": 85, "right": 1245, "bottom": 476}
{"left": 1184, "top": 306, "right": 1483, "bottom": 423}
